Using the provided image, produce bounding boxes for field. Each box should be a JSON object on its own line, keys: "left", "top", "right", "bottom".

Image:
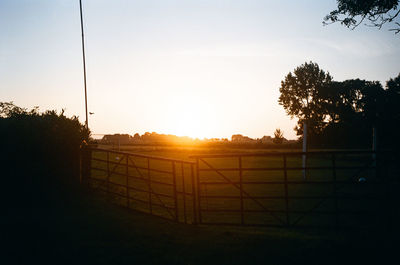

{"left": 5, "top": 185, "right": 396, "bottom": 265}
{"left": 86, "top": 144, "right": 397, "bottom": 229}
{"left": 6, "top": 144, "right": 397, "bottom": 264}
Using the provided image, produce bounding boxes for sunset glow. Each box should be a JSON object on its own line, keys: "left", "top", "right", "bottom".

{"left": 1, "top": 0, "right": 399, "bottom": 140}
{"left": 163, "top": 102, "right": 219, "bottom": 139}
{"left": 2, "top": 1, "right": 399, "bottom": 263}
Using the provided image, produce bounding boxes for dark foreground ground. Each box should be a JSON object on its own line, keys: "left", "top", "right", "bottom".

{"left": 2, "top": 177, "right": 398, "bottom": 265}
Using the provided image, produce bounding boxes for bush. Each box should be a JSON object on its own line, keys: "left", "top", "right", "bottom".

{"left": 0, "top": 102, "right": 89, "bottom": 209}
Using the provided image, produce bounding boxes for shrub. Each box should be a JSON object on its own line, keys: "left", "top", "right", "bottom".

{"left": 0, "top": 102, "right": 90, "bottom": 208}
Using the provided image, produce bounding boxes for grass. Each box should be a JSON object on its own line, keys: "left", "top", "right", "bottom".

{"left": 3, "top": 145, "right": 398, "bottom": 265}
{"left": 3, "top": 185, "right": 395, "bottom": 265}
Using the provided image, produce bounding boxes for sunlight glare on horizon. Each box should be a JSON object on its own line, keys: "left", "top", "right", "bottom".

{"left": 1, "top": 0, "right": 399, "bottom": 140}
{"left": 162, "top": 100, "right": 220, "bottom": 139}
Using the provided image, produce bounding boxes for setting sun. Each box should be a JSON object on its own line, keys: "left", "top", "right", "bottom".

{"left": 162, "top": 100, "right": 220, "bottom": 139}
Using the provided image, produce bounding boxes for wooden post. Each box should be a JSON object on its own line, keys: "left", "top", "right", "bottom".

{"left": 172, "top": 162, "right": 179, "bottom": 222}
{"left": 106, "top": 151, "right": 110, "bottom": 199}
{"left": 385, "top": 169, "right": 392, "bottom": 234}
{"left": 332, "top": 154, "right": 338, "bottom": 227}
{"left": 126, "top": 154, "right": 129, "bottom": 208}
{"left": 79, "top": 147, "right": 83, "bottom": 184}
{"left": 372, "top": 127, "right": 377, "bottom": 178}
{"left": 191, "top": 164, "right": 197, "bottom": 224}
{"left": 372, "top": 127, "right": 377, "bottom": 157}
{"left": 181, "top": 163, "right": 187, "bottom": 224}
{"left": 147, "top": 158, "right": 152, "bottom": 214}
{"left": 302, "top": 122, "right": 308, "bottom": 180}
{"left": 283, "top": 155, "right": 290, "bottom": 226}
{"left": 118, "top": 134, "right": 121, "bottom": 151}
{"left": 196, "top": 158, "right": 202, "bottom": 224}
{"left": 80, "top": 143, "right": 91, "bottom": 184}
{"left": 239, "top": 156, "right": 244, "bottom": 225}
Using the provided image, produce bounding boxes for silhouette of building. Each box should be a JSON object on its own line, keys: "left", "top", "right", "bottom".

{"left": 101, "top": 134, "right": 131, "bottom": 145}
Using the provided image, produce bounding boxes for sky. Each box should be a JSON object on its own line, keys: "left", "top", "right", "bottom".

{"left": 1, "top": 0, "right": 399, "bottom": 140}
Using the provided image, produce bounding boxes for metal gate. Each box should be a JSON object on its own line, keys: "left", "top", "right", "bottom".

{"left": 191, "top": 151, "right": 396, "bottom": 228}
{"left": 81, "top": 147, "right": 197, "bottom": 224}
{"left": 81, "top": 147, "right": 398, "bottom": 228}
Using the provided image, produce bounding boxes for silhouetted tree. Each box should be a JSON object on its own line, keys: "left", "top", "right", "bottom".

{"left": 386, "top": 72, "right": 400, "bottom": 92}
{"left": 323, "top": 79, "right": 385, "bottom": 124}
{"left": 324, "top": 0, "right": 400, "bottom": 34}
{"left": 278, "top": 61, "right": 333, "bottom": 138}
{"left": 316, "top": 79, "right": 385, "bottom": 148}
{"left": 0, "top": 101, "right": 27, "bottom": 117}
{"left": 273, "top": 129, "right": 284, "bottom": 144}
{"left": 380, "top": 73, "right": 400, "bottom": 147}
{"left": 385, "top": 73, "right": 400, "bottom": 123}
{"left": 278, "top": 64, "right": 400, "bottom": 148}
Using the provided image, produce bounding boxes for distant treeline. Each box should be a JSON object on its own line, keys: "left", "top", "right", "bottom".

{"left": 97, "top": 132, "right": 298, "bottom": 148}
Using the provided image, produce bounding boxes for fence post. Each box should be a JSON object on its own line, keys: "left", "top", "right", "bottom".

{"left": 382, "top": 156, "right": 392, "bottom": 233}
{"left": 283, "top": 154, "right": 290, "bottom": 226}
{"left": 239, "top": 156, "right": 244, "bottom": 225}
{"left": 332, "top": 154, "right": 338, "bottom": 228}
{"left": 302, "top": 122, "right": 308, "bottom": 180}
{"left": 80, "top": 144, "right": 91, "bottom": 185}
{"left": 181, "top": 163, "right": 187, "bottom": 224}
{"left": 172, "top": 161, "right": 179, "bottom": 222}
{"left": 372, "top": 127, "right": 377, "bottom": 163}
{"left": 126, "top": 154, "right": 129, "bottom": 208}
{"left": 79, "top": 147, "right": 83, "bottom": 184}
{"left": 147, "top": 158, "right": 152, "bottom": 214}
{"left": 191, "top": 163, "right": 197, "bottom": 224}
{"left": 386, "top": 173, "right": 393, "bottom": 234}
{"left": 196, "top": 158, "right": 202, "bottom": 224}
{"left": 106, "top": 151, "right": 110, "bottom": 200}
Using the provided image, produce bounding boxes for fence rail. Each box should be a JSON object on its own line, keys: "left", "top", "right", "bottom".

{"left": 81, "top": 147, "right": 398, "bottom": 229}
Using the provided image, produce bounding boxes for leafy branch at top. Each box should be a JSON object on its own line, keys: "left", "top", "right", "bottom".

{"left": 324, "top": 0, "right": 400, "bottom": 34}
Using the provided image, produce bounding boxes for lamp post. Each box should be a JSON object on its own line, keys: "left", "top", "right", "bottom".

{"left": 79, "top": 0, "right": 89, "bottom": 131}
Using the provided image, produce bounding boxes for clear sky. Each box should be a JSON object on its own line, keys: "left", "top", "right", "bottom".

{"left": 1, "top": 0, "right": 399, "bottom": 139}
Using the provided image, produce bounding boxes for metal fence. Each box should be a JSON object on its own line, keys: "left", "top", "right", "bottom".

{"left": 81, "top": 147, "right": 398, "bottom": 228}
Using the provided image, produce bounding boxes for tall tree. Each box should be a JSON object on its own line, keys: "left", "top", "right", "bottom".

{"left": 278, "top": 61, "right": 333, "bottom": 137}
{"left": 324, "top": 0, "right": 400, "bottom": 34}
